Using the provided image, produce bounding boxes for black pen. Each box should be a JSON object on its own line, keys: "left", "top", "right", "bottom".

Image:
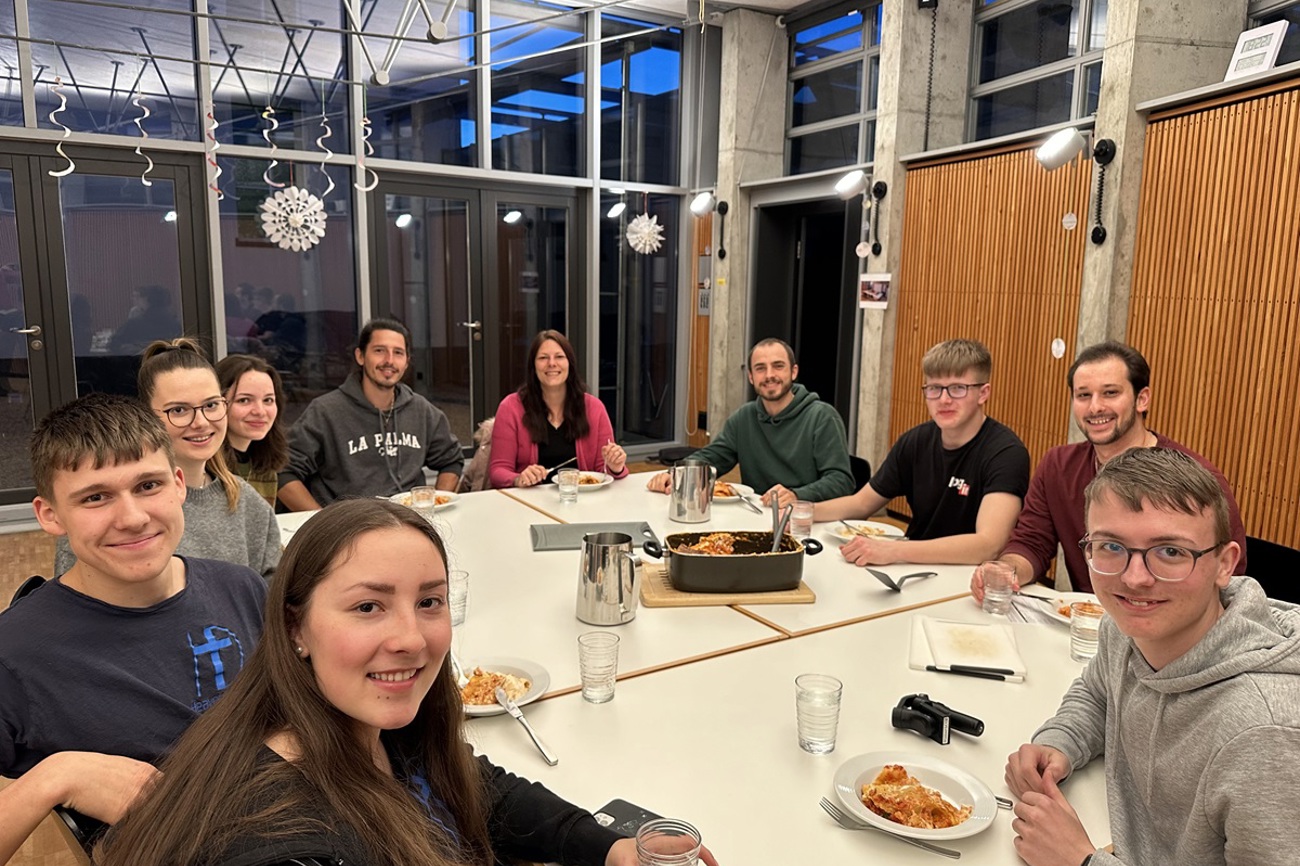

{"left": 926, "top": 665, "right": 1006, "bottom": 681}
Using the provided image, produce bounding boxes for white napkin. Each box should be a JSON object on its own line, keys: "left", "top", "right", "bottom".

{"left": 909, "top": 616, "right": 1028, "bottom": 681}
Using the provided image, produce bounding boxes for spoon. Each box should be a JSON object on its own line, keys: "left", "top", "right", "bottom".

{"left": 867, "top": 568, "right": 938, "bottom": 592}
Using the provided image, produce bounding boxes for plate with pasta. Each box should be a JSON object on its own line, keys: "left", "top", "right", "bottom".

{"left": 832, "top": 752, "right": 997, "bottom": 840}
{"left": 827, "top": 520, "right": 905, "bottom": 544}
{"left": 459, "top": 657, "right": 550, "bottom": 717}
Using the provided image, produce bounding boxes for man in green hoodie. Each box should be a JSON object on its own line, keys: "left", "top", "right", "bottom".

{"left": 647, "top": 338, "right": 854, "bottom": 506}
{"left": 1005, "top": 448, "right": 1300, "bottom": 866}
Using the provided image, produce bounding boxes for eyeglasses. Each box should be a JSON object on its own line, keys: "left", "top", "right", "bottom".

{"left": 1078, "top": 537, "right": 1226, "bottom": 582}
{"left": 920, "top": 383, "right": 985, "bottom": 400}
{"left": 159, "top": 398, "right": 228, "bottom": 428}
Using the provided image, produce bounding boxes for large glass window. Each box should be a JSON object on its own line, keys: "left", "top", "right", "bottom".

{"left": 369, "top": 2, "right": 478, "bottom": 167}
{"left": 598, "top": 192, "right": 679, "bottom": 444}
{"left": 785, "top": 5, "right": 880, "bottom": 176}
{"left": 970, "top": 0, "right": 1107, "bottom": 141}
{"left": 0, "top": 0, "right": 19, "bottom": 126}
{"left": 1252, "top": 1, "right": 1300, "bottom": 67}
{"left": 600, "top": 15, "right": 681, "bottom": 185}
{"left": 217, "top": 155, "right": 357, "bottom": 425}
{"left": 208, "top": 0, "right": 349, "bottom": 151}
{"left": 490, "top": 0, "right": 585, "bottom": 176}
{"left": 29, "top": 0, "right": 199, "bottom": 140}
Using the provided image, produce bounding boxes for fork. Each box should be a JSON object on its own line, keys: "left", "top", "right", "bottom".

{"left": 819, "top": 798, "right": 960, "bottom": 859}
{"left": 867, "top": 568, "right": 938, "bottom": 592}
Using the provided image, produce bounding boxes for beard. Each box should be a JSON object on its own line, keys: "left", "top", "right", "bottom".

{"left": 1081, "top": 406, "right": 1138, "bottom": 445}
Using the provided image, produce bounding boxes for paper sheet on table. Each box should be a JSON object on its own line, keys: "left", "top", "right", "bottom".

{"left": 909, "top": 617, "right": 1027, "bottom": 681}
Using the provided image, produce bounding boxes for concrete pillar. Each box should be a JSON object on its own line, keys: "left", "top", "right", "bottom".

{"left": 1076, "top": 1, "right": 1245, "bottom": 349}
{"left": 855, "top": 0, "right": 972, "bottom": 467}
{"left": 709, "top": 8, "right": 787, "bottom": 429}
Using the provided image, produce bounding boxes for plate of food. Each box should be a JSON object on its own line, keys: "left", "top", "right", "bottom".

{"left": 1044, "top": 591, "right": 1101, "bottom": 625}
{"left": 711, "top": 481, "right": 754, "bottom": 503}
{"left": 459, "top": 657, "right": 550, "bottom": 717}
{"left": 832, "top": 752, "right": 997, "bottom": 840}
{"left": 389, "top": 490, "right": 459, "bottom": 510}
{"left": 571, "top": 471, "right": 614, "bottom": 490}
{"left": 827, "top": 520, "right": 905, "bottom": 544}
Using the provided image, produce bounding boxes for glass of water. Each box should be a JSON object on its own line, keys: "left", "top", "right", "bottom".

{"left": 448, "top": 570, "right": 469, "bottom": 626}
{"left": 410, "top": 485, "right": 437, "bottom": 523}
{"left": 1069, "top": 601, "right": 1105, "bottom": 661}
{"left": 980, "top": 561, "right": 1015, "bottom": 615}
{"left": 557, "top": 468, "right": 580, "bottom": 504}
{"left": 794, "top": 673, "right": 842, "bottom": 754}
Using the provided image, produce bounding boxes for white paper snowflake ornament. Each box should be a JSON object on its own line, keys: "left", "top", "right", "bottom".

{"left": 259, "top": 186, "right": 327, "bottom": 251}
{"left": 625, "top": 212, "right": 665, "bottom": 255}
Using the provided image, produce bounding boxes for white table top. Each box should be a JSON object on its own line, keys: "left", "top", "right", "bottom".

{"left": 467, "top": 597, "right": 1110, "bottom": 865}
{"left": 503, "top": 471, "right": 975, "bottom": 634}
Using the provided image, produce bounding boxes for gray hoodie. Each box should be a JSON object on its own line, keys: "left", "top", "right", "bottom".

{"left": 1033, "top": 577, "right": 1300, "bottom": 866}
{"left": 280, "top": 373, "right": 464, "bottom": 505}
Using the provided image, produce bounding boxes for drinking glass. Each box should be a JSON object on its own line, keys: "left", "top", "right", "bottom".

{"left": 577, "top": 632, "right": 620, "bottom": 702}
{"left": 410, "top": 485, "right": 437, "bottom": 522}
{"left": 980, "top": 561, "right": 1015, "bottom": 615}
{"left": 448, "top": 570, "right": 469, "bottom": 626}
{"left": 635, "top": 818, "right": 702, "bottom": 866}
{"left": 1070, "top": 601, "right": 1105, "bottom": 661}
{"left": 558, "top": 468, "right": 580, "bottom": 504}
{"left": 794, "top": 673, "right": 842, "bottom": 754}
{"left": 790, "top": 500, "right": 815, "bottom": 539}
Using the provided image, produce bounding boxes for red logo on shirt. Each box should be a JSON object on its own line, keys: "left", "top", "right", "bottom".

{"left": 948, "top": 476, "right": 970, "bottom": 496}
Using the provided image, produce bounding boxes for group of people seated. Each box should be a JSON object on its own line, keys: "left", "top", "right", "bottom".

{"left": 1, "top": 313, "right": 1296, "bottom": 866}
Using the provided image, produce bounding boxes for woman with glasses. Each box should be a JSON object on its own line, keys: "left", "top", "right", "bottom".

{"left": 55, "top": 338, "right": 280, "bottom": 578}
{"left": 216, "top": 354, "right": 289, "bottom": 508}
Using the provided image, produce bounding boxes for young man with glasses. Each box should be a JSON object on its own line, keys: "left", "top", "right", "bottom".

{"left": 814, "top": 339, "right": 1030, "bottom": 565}
{"left": 1005, "top": 447, "right": 1300, "bottom": 866}
{"left": 973, "top": 341, "right": 1246, "bottom": 599}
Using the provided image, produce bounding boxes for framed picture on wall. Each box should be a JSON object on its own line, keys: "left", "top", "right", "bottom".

{"left": 1224, "top": 21, "right": 1290, "bottom": 81}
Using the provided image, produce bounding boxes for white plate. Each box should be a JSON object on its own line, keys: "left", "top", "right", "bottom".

{"left": 712, "top": 482, "right": 754, "bottom": 503}
{"left": 564, "top": 471, "right": 613, "bottom": 490}
{"left": 389, "top": 490, "right": 460, "bottom": 511}
{"left": 827, "top": 520, "right": 906, "bottom": 544}
{"left": 833, "top": 751, "right": 997, "bottom": 840}
{"left": 460, "top": 657, "right": 551, "bottom": 717}
{"left": 1043, "top": 591, "right": 1101, "bottom": 625}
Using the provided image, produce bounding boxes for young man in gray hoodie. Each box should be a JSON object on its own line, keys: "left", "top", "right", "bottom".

{"left": 278, "top": 318, "right": 463, "bottom": 510}
{"left": 1006, "top": 447, "right": 1300, "bottom": 866}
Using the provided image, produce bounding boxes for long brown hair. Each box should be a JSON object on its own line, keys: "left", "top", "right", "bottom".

{"left": 518, "top": 329, "right": 589, "bottom": 442}
{"left": 96, "top": 499, "right": 491, "bottom": 866}
{"left": 216, "top": 353, "right": 290, "bottom": 475}
{"left": 138, "top": 337, "right": 241, "bottom": 512}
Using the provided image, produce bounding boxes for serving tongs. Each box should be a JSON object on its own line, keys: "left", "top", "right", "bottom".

{"left": 770, "top": 499, "right": 794, "bottom": 552}
{"left": 495, "top": 686, "right": 559, "bottom": 766}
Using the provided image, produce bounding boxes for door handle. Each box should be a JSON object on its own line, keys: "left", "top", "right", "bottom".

{"left": 459, "top": 320, "right": 481, "bottom": 330}
{"left": 9, "top": 325, "right": 41, "bottom": 335}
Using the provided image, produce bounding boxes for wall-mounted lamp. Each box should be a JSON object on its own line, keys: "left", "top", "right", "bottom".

{"left": 1034, "top": 128, "right": 1117, "bottom": 244}
{"left": 394, "top": 212, "right": 413, "bottom": 229}
{"left": 690, "top": 191, "right": 717, "bottom": 216}
{"left": 606, "top": 201, "right": 627, "bottom": 219}
{"left": 834, "top": 169, "right": 867, "bottom": 200}
{"left": 162, "top": 210, "right": 178, "bottom": 223}
{"left": 503, "top": 210, "right": 523, "bottom": 224}
{"left": 834, "top": 170, "right": 887, "bottom": 255}
{"left": 690, "top": 192, "right": 729, "bottom": 258}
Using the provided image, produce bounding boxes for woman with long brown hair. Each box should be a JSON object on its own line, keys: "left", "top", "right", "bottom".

{"left": 216, "top": 353, "right": 289, "bottom": 507}
{"left": 96, "top": 499, "right": 651, "bottom": 866}
{"left": 489, "top": 330, "right": 628, "bottom": 488}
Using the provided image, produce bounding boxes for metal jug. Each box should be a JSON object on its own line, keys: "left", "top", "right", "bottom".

{"left": 669, "top": 461, "right": 716, "bottom": 523}
{"left": 576, "top": 531, "right": 640, "bottom": 626}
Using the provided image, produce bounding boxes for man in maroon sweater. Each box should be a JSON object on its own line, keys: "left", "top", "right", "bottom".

{"left": 971, "top": 341, "right": 1246, "bottom": 598}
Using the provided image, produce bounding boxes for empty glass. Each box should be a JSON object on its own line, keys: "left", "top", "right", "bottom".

{"left": 635, "top": 818, "right": 702, "bottom": 866}
{"left": 578, "top": 631, "right": 620, "bottom": 703}
{"left": 448, "top": 570, "right": 469, "bottom": 626}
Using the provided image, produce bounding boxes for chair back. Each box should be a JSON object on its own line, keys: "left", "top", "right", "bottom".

{"left": 849, "top": 455, "right": 872, "bottom": 492}
{"left": 1244, "top": 536, "right": 1300, "bottom": 604}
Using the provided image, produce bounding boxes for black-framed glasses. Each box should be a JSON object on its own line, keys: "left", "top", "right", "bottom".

{"left": 159, "top": 398, "right": 228, "bottom": 428}
{"left": 920, "top": 383, "right": 986, "bottom": 400}
{"left": 1078, "top": 537, "right": 1226, "bottom": 583}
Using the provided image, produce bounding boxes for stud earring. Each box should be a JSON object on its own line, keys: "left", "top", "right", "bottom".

{"left": 295, "top": 645, "right": 305, "bottom": 656}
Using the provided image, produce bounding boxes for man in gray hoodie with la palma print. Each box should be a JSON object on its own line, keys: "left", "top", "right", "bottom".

{"left": 278, "top": 318, "right": 463, "bottom": 510}
{"left": 1006, "top": 447, "right": 1300, "bottom": 866}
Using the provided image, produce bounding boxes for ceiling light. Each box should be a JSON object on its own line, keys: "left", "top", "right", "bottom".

{"left": 606, "top": 201, "right": 627, "bottom": 219}
{"left": 1035, "top": 128, "right": 1087, "bottom": 171}
{"left": 834, "top": 169, "right": 867, "bottom": 200}
{"left": 689, "top": 192, "right": 716, "bottom": 216}
{"left": 503, "top": 210, "right": 523, "bottom": 224}
{"left": 394, "top": 213, "right": 413, "bottom": 228}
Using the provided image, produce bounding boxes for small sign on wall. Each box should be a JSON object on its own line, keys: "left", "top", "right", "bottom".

{"left": 859, "top": 273, "right": 890, "bottom": 310}
{"left": 1225, "top": 21, "right": 1290, "bottom": 81}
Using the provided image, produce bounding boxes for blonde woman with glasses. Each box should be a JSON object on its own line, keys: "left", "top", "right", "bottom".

{"left": 53, "top": 338, "right": 281, "bottom": 579}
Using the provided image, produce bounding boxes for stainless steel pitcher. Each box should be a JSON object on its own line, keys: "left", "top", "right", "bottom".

{"left": 669, "top": 461, "right": 716, "bottom": 523}
{"left": 576, "top": 531, "right": 640, "bottom": 626}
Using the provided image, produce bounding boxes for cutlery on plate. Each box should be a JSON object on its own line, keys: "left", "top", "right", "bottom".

{"left": 818, "top": 799, "right": 960, "bottom": 859}
{"left": 739, "top": 494, "right": 764, "bottom": 514}
{"left": 995, "top": 796, "right": 1014, "bottom": 810}
{"left": 495, "top": 686, "right": 559, "bottom": 766}
{"left": 839, "top": 520, "right": 875, "bottom": 538}
{"left": 867, "top": 568, "right": 938, "bottom": 592}
{"left": 543, "top": 456, "right": 578, "bottom": 476}
{"left": 449, "top": 650, "right": 470, "bottom": 689}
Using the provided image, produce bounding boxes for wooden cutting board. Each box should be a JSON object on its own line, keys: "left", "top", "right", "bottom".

{"left": 639, "top": 560, "right": 816, "bottom": 607}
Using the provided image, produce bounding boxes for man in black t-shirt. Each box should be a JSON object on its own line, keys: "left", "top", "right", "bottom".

{"left": 815, "top": 339, "right": 1030, "bottom": 566}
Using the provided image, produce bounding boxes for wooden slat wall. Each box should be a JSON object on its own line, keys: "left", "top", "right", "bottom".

{"left": 687, "top": 215, "right": 712, "bottom": 447}
{"left": 1129, "top": 85, "right": 1300, "bottom": 548}
{"left": 889, "top": 149, "right": 1092, "bottom": 515}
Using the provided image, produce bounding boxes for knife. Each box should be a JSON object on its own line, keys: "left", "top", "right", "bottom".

{"left": 495, "top": 687, "right": 559, "bottom": 766}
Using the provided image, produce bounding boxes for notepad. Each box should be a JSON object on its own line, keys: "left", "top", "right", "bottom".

{"left": 909, "top": 617, "right": 1027, "bottom": 682}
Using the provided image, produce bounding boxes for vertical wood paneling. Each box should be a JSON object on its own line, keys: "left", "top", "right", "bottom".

{"left": 687, "top": 215, "right": 712, "bottom": 447}
{"left": 1131, "top": 87, "right": 1300, "bottom": 548}
{"left": 889, "top": 148, "right": 1092, "bottom": 514}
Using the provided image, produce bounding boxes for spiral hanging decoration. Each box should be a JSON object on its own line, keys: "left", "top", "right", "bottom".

{"left": 131, "top": 95, "right": 154, "bottom": 187}
{"left": 261, "top": 106, "right": 286, "bottom": 189}
{"left": 205, "top": 111, "right": 224, "bottom": 201}
{"left": 47, "top": 77, "right": 76, "bottom": 178}
{"left": 315, "top": 113, "right": 336, "bottom": 199}
{"left": 355, "top": 116, "right": 378, "bottom": 192}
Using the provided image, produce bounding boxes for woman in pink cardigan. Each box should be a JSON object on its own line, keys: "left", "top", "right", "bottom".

{"left": 489, "top": 330, "right": 629, "bottom": 489}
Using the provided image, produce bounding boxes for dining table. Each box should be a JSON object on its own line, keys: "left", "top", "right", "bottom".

{"left": 274, "top": 471, "right": 1111, "bottom": 864}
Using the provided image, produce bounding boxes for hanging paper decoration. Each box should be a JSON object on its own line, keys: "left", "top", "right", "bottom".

{"left": 260, "top": 186, "right": 327, "bottom": 251}
{"left": 355, "top": 116, "right": 378, "bottom": 192}
{"left": 47, "top": 77, "right": 75, "bottom": 178}
{"left": 261, "top": 106, "right": 286, "bottom": 189}
{"left": 315, "top": 113, "right": 336, "bottom": 199}
{"left": 131, "top": 94, "right": 154, "bottom": 187}
{"left": 625, "top": 213, "right": 665, "bottom": 255}
{"left": 205, "top": 111, "right": 224, "bottom": 200}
